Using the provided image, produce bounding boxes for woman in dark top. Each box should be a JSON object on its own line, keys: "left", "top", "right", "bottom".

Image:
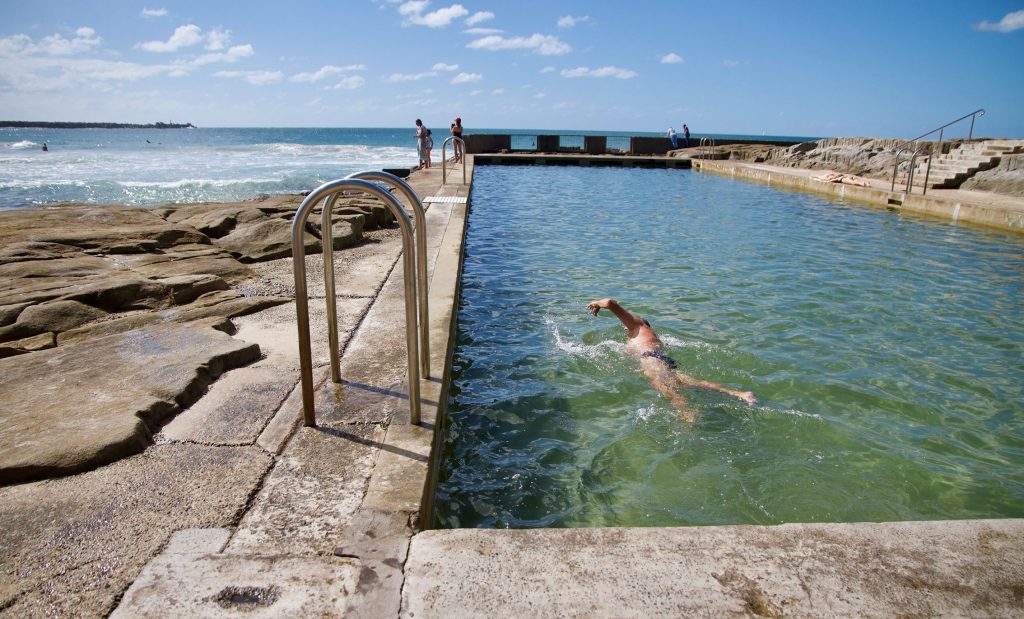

{"left": 451, "top": 117, "right": 464, "bottom": 163}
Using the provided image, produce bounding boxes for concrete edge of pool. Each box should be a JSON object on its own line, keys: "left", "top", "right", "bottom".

{"left": 113, "top": 155, "right": 1024, "bottom": 617}
{"left": 695, "top": 159, "right": 1024, "bottom": 235}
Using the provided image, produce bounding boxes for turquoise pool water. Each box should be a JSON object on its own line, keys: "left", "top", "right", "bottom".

{"left": 434, "top": 165, "right": 1024, "bottom": 529}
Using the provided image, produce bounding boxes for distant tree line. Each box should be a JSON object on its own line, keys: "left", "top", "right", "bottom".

{"left": 0, "top": 121, "right": 196, "bottom": 129}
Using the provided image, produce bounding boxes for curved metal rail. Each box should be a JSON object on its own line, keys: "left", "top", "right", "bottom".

{"left": 291, "top": 178, "right": 421, "bottom": 426}
{"left": 890, "top": 146, "right": 925, "bottom": 193}
{"left": 698, "top": 137, "right": 715, "bottom": 162}
{"left": 441, "top": 136, "right": 466, "bottom": 185}
{"left": 338, "top": 170, "right": 429, "bottom": 377}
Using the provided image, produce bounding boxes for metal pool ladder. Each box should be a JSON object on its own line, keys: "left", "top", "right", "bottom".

{"left": 699, "top": 136, "right": 715, "bottom": 161}
{"left": 290, "top": 172, "right": 428, "bottom": 427}
{"left": 441, "top": 136, "right": 466, "bottom": 185}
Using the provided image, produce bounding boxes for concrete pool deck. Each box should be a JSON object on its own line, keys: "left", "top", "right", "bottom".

{"left": 18, "top": 154, "right": 1022, "bottom": 616}
{"left": 694, "top": 159, "right": 1024, "bottom": 234}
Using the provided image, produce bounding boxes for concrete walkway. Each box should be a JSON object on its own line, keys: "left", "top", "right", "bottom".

{"left": 111, "top": 161, "right": 471, "bottom": 617}
{"left": 696, "top": 160, "right": 1024, "bottom": 234}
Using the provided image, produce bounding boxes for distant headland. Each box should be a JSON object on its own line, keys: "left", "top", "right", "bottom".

{"left": 0, "top": 121, "right": 195, "bottom": 129}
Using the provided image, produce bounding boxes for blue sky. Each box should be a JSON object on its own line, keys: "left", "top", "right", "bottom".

{"left": 1, "top": 1, "right": 1022, "bottom": 137}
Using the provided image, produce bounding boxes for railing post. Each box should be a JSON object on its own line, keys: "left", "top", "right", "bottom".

{"left": 342, "top": 171, "right": 430, "bottom": 378}
{"left": 292, "top": 178, "right": 422, "bottom": 427}
{"left": 441, "top": 136, "right": 466, "bottom": 185}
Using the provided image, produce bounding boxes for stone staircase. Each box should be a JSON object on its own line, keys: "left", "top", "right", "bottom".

{"left": 898, "top": 140, "right": 1024, "bottom": 190}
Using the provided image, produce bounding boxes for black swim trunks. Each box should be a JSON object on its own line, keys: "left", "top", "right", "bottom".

{"left": 641, "top": 351, "right": 677, "bottom": 369}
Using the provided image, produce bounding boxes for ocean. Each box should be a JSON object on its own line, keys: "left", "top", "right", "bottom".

{"left": 0, "top": 127, "right": 819, "bottom": 210}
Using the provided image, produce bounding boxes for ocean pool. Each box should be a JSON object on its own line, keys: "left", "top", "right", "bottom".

{"left": 434, "top": 165, "right": 1024, "bottom": 529}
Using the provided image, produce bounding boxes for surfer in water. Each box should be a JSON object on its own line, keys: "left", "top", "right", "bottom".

{"left": 587, "top": 298, "right": 756, "bottom": 421}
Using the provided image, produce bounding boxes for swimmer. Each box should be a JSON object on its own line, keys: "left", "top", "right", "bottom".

{"left": 41, "top": 143, "right": 48, "bottom": 152}
{"left": 587, "top": 298, "right": 756, "bottom": 421}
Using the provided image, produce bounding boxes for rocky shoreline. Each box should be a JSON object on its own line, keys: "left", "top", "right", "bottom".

{"left": 0, "top": 193, "right": 396, "bottom": 484}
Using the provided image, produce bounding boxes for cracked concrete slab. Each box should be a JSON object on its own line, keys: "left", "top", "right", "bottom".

{"left": 228, "top": 422, "right": 384, "bottom": 556}
{"left": 111, "top": 553, "right": 359, "bottom": 618}
{"left": 158, "top": 366, "right": 295, "bottom": 445}
{"left": 0, "top": 443, "right": 272, "bottom": 617}
{"left": 403, "top": 520, "right": 1024, "bottom": 618}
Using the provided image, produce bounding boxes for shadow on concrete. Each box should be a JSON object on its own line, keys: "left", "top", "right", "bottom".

{"left": 314, "top": 425, "right": 428, "bottom": 463}
{"left": 339, "top": 379, "right": 439, "bottom": 407}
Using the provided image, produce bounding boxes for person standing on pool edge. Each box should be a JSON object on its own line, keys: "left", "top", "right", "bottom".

{"left": 587, "top": 298, "right": 756, "bottom": 421}
{"left": 414, "top": 119, "right": 427, "bottom": 169}
{"left": 451, "top": 117, "right": 464, "bottom": 163}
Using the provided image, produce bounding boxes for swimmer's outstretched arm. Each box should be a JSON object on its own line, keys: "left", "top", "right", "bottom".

{"left": 675, "top": 372, "right": 757, "bottom": 405}
{"left": 586, "top": 298, "right": 645, "bottom": 331}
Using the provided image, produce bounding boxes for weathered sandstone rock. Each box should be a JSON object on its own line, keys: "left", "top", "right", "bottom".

{"left": 0, "top": 321, "right": 261, "bottom": 484}
{"left": 0, "top": 299, "right": 107, "bottom": 341}
{"left": 0, "top": 332, "right": 55, "bottom": 358}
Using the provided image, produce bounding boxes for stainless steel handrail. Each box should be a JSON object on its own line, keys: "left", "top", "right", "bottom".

{"left": 907, "top": 108, "right": 986, "bottom": 144}
{"left": 291, "top": 178, "right": 421, "bottom": 426}
{"left": 890, "top": 145, "right": 925, "bottom": 193}
{"left": 893, "top": 108, "right": 985, "bottom": 196}
{"left": 698, "top": 137, "right": 715, "bottom": 162}
{"left": 907, "top": 150, "right": 922, "bottom": 193}
{"left": 339, "top": 171, "right": 429, "bottom": 377}
{"left": 441, "top": 136, "right": 466, "bottom": 185}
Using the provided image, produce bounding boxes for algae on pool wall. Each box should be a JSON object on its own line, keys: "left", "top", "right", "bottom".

{"left": 435, "top": 164, "right": 1024, "bottom": 529}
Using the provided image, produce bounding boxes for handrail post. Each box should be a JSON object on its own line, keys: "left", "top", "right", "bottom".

{"left": 442, "top": 140, "right": 448, "bottom": 185}
{"left": 891, "top": 147, "right": 907, "bottom": 192}
{"left": 441, "top": 136, "right": 466, "bottom": 185}
{"left": 292, "top": 178, "right": 422, "bottom": 427}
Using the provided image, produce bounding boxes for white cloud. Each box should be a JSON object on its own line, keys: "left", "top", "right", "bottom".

{"left": 974, "top": 10, "right": 1024, "bottom": 32}
{"left": 383, "top": 70, "right": 438, "bottom": 82}
{"left": 139, "top": 24, "right": 204, "bottom": 52}
{"left": 0, "top": 28, "right": 103, "bottom": 56}
{"left": 291, "top": 64, "right": 367, "bottom": 82}
{"left": 659, "top": 52, "right": 683, "bottom": 64}
{"left": 466, "top": 11, "right": 494, "bottom": 26}
{"left": 399, "top": 1, "right": 429, "bottom": 15}
{"left": 205, "top": 27, "right": 231, "bottom": 50}
{"left": 0, "top": 54, "right": 183, "bottom": 92}
{"left": 463, "top": 27, "right": 503, "bottom": 35}
{"left": 328, "top": 75, "right": 366, "bottom": 90}
{"left": 561, "top": 66, "right": 637, "bottom": 79}
{"left": 432, "top": 62, "right": 459, "bottom": 71}
{"left": 305, "top": 97, "right": 323, "bottom": 106}
{"left": 469, "top": 89, "right": 481, "bottom": 95}
{"left": 533, "top": 92, "right": 546, "bottom": 98}
{"left": 491, "top": 88, "right": 505, "bottom": 95}
{"left": 36, "top": 28, "right": 103, "bottom": 55}
{"left": 467, "top": 34, "right": 570, "bottom": 55}
{"left": 401, "top": 2, "right": 470, "bottom": 28}
{"left": 722, "top": 59, "right": 740, "bottom": 68}
{"left": 451, "top": 71, "right": 482, "bottom": 84}
{"left": 141, "top": 8, "right": 168, "bottom": 18}
{"left": 540, "top": 66, "right": 556, "bottom": 73}
{"left": 214, "top": 70, "right": 282, "bottom": 85}
{"left": 191, "top": 44, "right": 253, "bottom": 66}
{"left": 557, "top": 15, "right": 589, "bottom": 28}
